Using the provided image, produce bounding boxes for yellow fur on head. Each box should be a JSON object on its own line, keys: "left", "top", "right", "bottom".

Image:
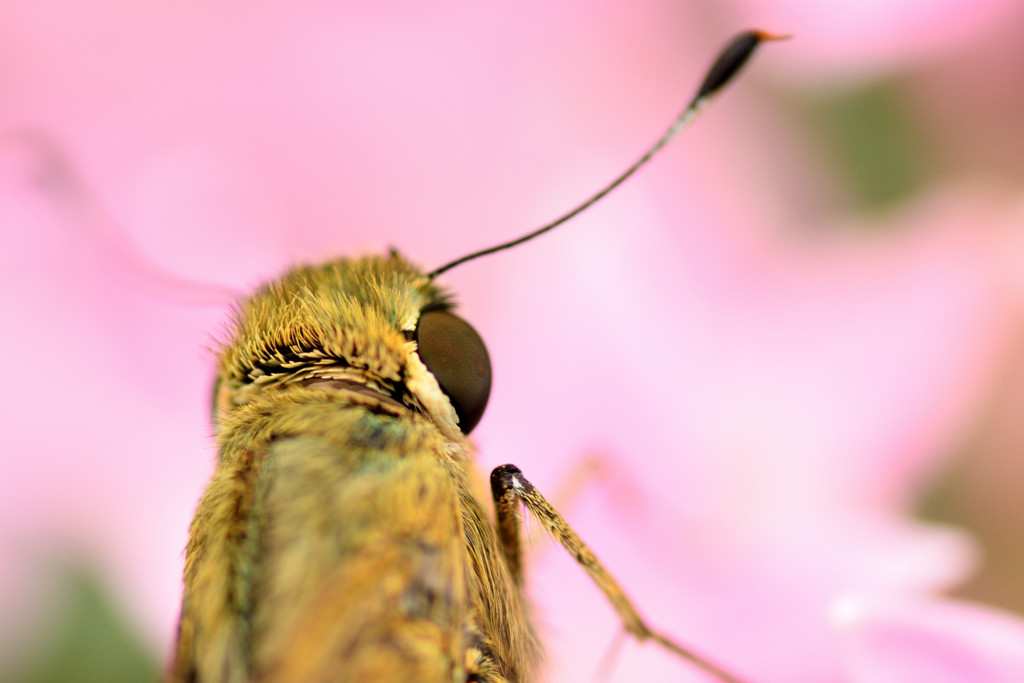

{"left": 215, "top": 253, "right": 461, "bottom": 438}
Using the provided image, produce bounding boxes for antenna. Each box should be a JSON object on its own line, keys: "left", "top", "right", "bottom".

{"left": 428, "top": 30, "right": 787, "bottom": 280}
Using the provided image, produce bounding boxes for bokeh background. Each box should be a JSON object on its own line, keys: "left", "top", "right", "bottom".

{"left": 2, "top": 1, "right": 1023, "bottom": 681}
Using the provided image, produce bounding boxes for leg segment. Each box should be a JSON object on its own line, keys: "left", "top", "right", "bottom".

{"left": 489, "top": 464, "right": 745, "bottom": 683}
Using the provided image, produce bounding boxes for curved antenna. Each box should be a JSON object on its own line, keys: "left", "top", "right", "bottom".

{"left": 428, "top": 29, "right": 788, "bottom": 280}
{"left": 2, "top": 128, "right": 244, "bottom": 305}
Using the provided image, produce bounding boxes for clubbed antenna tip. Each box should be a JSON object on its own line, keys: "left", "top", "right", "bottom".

{"left": 428, "top": 29, "right": 789, "bottom": 280}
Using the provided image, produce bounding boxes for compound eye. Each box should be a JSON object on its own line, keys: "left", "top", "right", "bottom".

{"left": 415, "top": 309, "right": 492, "bottom": 434}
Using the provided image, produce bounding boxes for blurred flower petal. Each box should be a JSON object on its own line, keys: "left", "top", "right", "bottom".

{"left": 834, "top": 595, "right": 1024, "bottom": 683}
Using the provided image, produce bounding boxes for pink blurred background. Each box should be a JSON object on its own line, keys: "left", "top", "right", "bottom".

{"left": 2, "top": 1, "right": 1023, "bottom": 681}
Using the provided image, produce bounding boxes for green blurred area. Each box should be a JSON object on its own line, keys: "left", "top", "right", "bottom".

{"left": 796, "top": 78, "right": 933, "bottom": 213}
{"left": 2, "top": 563, "right": 160, "bottom": 683}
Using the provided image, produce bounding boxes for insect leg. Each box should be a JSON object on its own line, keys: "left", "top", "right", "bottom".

{"left": 490, "top": 462, "right": 525, "bottom": 588}
{"left": 489, "top": 464, "right": 745, "bottom": 683}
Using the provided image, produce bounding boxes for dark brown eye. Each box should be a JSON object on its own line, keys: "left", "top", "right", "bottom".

{"left": 415, "top": 309, "right": 492, "bottom": 434}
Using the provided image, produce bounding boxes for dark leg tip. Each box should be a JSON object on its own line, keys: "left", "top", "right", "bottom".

{"left": 490, "top": 464, "right": 524, "bottom": 495}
